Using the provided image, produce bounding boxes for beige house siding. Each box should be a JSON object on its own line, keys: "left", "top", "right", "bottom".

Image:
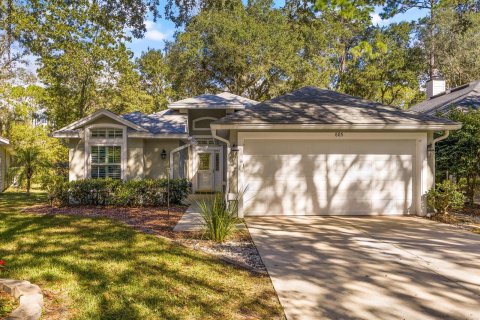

{"left": 87, "top": 116, "right": 124, "bottom": 126}
{"left": 126, "top": 138, "right": 145, "bottom": 180}
{"left": 144, "top": 139, "right": 182, "bottom": 179}
{"left": 0, "top": 146, "right": 9, "bottom": 191}
{"left": 189, "top": 109, "right": 226, "bottom": 136}
{"left": 68, "top": 134, "right": 185, "bottom": 181}
{"left": 66, "top": 117, "right": 185, "bottom": 181}
{"left": 68, "top": 138, "right": 86, "bottom": 180}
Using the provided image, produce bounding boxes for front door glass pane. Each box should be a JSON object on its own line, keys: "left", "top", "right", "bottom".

{"left": 198, "top": 153, "right": 211, "bottom": 171}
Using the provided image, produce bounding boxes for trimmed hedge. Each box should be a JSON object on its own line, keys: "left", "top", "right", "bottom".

{"left": 46, "top": 178, "right": 191, "bottom": 207}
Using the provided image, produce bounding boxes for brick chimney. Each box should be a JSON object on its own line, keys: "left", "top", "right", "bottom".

{"left": 426, "top": 69, "right": 446, "bottom": 98}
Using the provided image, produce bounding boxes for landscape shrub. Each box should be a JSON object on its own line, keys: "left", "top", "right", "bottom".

{"left": 46, "top": 178, "right": 190, "bottom": 207}
{"left": 426, "top": 180, "right": 465, "bottom": 215}
{"left": 198, "top": 193, "right": 239, "bottom": 243}
{"left": 41, "top": 175, "right": 69, "bottom": 206}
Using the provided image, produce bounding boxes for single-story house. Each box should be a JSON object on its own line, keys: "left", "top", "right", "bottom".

{"left": 0, "top": 136, "right": 11, "bottom": 191}
{"left": 52, "top": 87, "right": 461, "bottom": 217}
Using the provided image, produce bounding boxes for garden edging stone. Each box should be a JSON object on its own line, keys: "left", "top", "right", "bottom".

{"left": 0, "top": 279, "right": 43, "bottom": 320}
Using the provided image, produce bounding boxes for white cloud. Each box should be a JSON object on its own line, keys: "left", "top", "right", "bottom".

{"left": 371, "top": 13, "right": 389, "bottom": 26}
{"left": 144, "top": 20, "right": 167, "bottom": 41}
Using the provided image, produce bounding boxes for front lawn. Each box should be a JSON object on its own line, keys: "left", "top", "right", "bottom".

{"left": 0, "top": 190, "right": 284, "bottom": 320}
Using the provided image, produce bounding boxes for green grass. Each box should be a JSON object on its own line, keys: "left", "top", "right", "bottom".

{"left": 0, "top": 290, "right": 16, "bottom": 318}
{"left": 0, "top": 190, "right": 284, "bottom": 320}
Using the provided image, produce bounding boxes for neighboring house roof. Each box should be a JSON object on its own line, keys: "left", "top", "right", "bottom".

{"left": 411, "top": 80, "right": 480, "bottom": 115}
{"left": 0, "top": 137, "right": 9, "bottom": 146}
{"left": 168, "top": 92, "right": 258, "bottom": 109}
{"left": 52, "top": 109, "right": 188, "bottom": 139}
{"left": 212, "top": 86, "right": 461, "bottom": 130}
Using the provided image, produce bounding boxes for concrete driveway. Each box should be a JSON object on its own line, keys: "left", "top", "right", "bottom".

{"left": 246, "top": 216, "right": 480, "bottom": 320}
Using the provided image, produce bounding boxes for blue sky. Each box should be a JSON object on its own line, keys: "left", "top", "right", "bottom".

{"left": 127, "top": 3, "right": 428, "bottom": 58}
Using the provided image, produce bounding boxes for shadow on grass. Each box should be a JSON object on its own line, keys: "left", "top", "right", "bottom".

{"left": 0, "top": 191, "right": 284, "bottom": 320}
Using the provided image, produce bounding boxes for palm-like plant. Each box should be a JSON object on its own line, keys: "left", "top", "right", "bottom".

{"left": 197, "top": 193, "right": 239, "bottom": 243}
{"left": 11, "top": 146, "right": 45, "bottom": 195}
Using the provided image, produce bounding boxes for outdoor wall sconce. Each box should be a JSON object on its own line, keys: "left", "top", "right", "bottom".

{"left": 161, "top": 149, "right": 167, "bottom": 160}
{"left": 231, "top": 144, "right": 239, "bottom": 152}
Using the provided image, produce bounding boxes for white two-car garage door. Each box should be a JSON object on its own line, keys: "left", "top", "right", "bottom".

{"left": 242, "top": 138, "right": 416, "bottom": 216}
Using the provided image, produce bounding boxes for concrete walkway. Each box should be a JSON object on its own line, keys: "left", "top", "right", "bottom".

{"left": 246, "top": 216, "right": 480, "bottom": 320}
{"left": 173, "top": 202, "right": 205, "bottom": 232}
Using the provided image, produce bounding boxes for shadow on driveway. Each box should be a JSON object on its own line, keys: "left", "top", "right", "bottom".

{"left": 246, "top": 216, "right": 480, "bottom": 320}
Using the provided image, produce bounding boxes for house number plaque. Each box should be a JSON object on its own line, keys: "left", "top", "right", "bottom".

{"left": 335, "top": 132, "right": 344, "bottom": 137}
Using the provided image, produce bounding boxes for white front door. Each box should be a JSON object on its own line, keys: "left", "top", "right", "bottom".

{"left": 197, "top": 152, "right": 214, "bottom": 191}
{"left": 194, "top": 147, "right": 223, "bottom": 192}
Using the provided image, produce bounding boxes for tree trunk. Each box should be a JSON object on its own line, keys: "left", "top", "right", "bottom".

{"left": 26, "top": 177, "right": 31, "bottom": 196}
{"left": 26, "top": 169, "right": 33, "bottom": 196}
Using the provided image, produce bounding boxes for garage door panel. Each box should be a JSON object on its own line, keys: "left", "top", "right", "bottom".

{"left": 244, "top": 140, "right": 415, "bottom": 156}
{"left": 243, "top": 139, "right": 415, "bottom": 216}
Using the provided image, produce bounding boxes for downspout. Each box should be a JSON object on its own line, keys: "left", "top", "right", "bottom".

{"left": 211, "top": 129, "right": 230, "bottom": 195}
{"left": 427, "top": 130, "right": 450, "bottom": 186}
{"left": 431, "top": 130, "right": 450, "bottom": 148}
{"left": 170, "top": 137, "right": 196, "bottom": 179}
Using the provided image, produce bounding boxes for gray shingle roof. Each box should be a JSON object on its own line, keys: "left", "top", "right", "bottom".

{"left": 122, "top": 110, "right": 187, "bottom": 134}
{"left": 214, "top": 86, "right": 457, "bottom": 127}
{"left": 168, "top": 92, "right": 258, "bottom": 109}
{"left": 411, "top": 80, "right": 480, "bottom": 115}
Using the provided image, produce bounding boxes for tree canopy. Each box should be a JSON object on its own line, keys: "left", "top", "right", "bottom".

{"left": 0, "top": 0, "right": 478, "bottom": 133}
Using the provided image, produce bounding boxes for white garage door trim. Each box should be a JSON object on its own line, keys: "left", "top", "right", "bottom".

{"left": 237, "top": 132, "right": 428, "bottom": 217}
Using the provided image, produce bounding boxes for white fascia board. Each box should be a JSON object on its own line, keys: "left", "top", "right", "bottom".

{"left": 51, "top": 132, "right": 81, "bottom": 138}
{"left": 55, "top": 109, "right": 149, "bottom": 133}
{"left": 210, "top": 123, "right": 462, "bottom": 131}
{"left": 127, "top": 132, "right": 189, "bottom": 139}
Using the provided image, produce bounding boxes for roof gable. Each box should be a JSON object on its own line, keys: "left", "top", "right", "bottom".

{"left": 55, "top": 109, "right": 149, "bottom": 133}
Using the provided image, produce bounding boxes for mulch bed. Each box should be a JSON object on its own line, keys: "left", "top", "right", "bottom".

{"left": 25, "top": 205, "right": 190, "bottom": 239}
{"left": 430, "top": 204, "right": 480, "bottom": 234}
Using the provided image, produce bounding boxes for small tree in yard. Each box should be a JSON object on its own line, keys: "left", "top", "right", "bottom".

{"left": 426, "top": 180, "right": 465, "bottom": 215}
{"left": 12, "top": 147, "right": 44, "bottom": 195}
{"left": 9, "top": 123, "right": 67, "bottom": 195}
{"left": 436, "top": 109, "right": 480, "bottom": 206}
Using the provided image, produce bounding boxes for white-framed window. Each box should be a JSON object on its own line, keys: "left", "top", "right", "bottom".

{"left": 90, "top": 146, "right": 122, "bottom": 179}
{"left": 192, "top": 117, "right": 217, "bottom": 131}
{"left": 196, "top": 138, "right": 216, "bottom": 146}
{"left": 84, "top": 124, "right": 127, "bottom": 180}
{"left": 91, "top": 128, "right": 123, "bottom": 138}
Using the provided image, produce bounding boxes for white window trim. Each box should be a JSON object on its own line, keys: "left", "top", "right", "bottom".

{"left": 84, "top": 124, "right": 127, "bottom": 180}
{"left": 192, "top": 117, "right": 217, "bottom": 131}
